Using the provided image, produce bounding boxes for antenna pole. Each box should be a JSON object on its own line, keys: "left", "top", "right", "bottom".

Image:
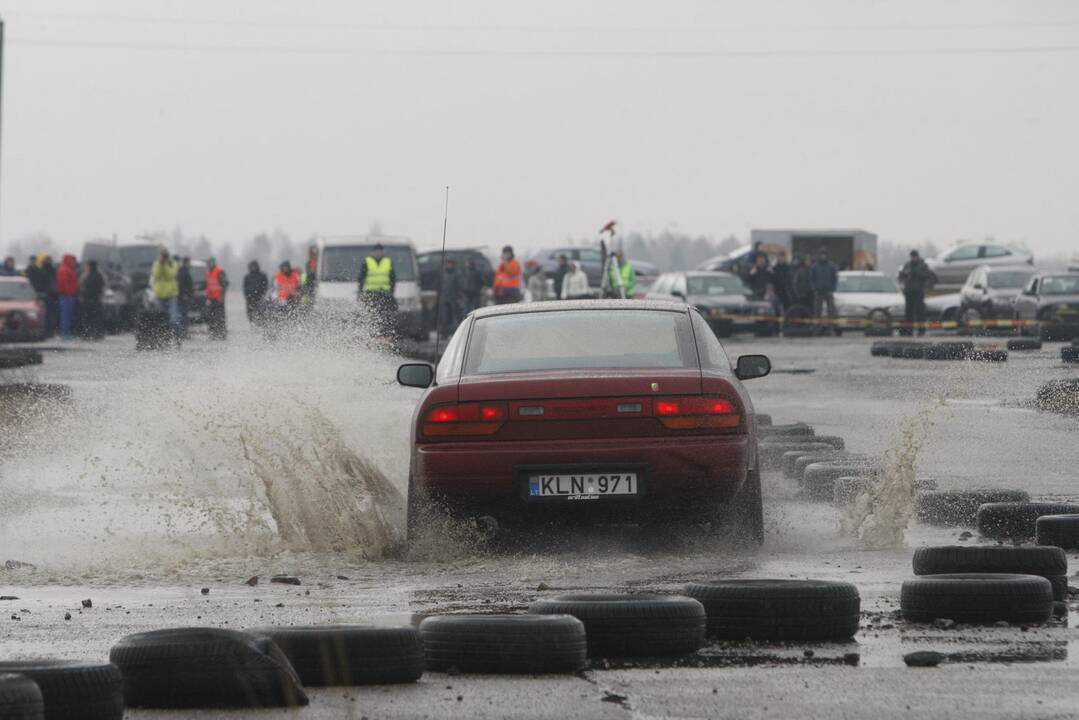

{"left": 433, "top": 186, "right": 450, "bottom": 358}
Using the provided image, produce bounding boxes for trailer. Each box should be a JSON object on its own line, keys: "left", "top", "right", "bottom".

{"left": 750, "top": 229, "right": 878, "bottom": 270}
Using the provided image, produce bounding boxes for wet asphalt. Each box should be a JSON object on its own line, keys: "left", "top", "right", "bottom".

{"left": 1, "top": 305, "right": 1078, "bottom": 719}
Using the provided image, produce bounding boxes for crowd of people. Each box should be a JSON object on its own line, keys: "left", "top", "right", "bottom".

{"left": 2, "top": 252, "right": 108, "bottom": 340}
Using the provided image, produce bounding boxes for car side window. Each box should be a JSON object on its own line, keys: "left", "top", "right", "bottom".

{"left": 651, "top": 274, "right": 670, "bottom": 294}
{"left": 672, "top": 276, "right": 687, "bottom": 296}
{"left": 691, "top": 311, "right": 731, "bottom": 371}
{"left": 579, "top": 249, "right": 602, "bottom": 263}
{"left": 947, "top": 246, "right": 980, "bottom": 261}
{"left": 1028, "top": 277, "right": 1038, "bottom": 294}
{"left": 435, "top": 321, "right": 469, "bottom": 383}
{"left": 982, "top": 246, "right": 1010, "bottom": 258}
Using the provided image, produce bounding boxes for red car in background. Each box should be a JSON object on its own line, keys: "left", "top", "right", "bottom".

{"left": 396, "top": 300, "right": 771, "bottom": 545}
{"left": 0, "top": 277, "right": 46, "bottom": 342}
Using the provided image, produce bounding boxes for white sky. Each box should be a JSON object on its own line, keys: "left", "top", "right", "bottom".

{"left": 0, "top": 0, "right": 1077, "bottom": 257}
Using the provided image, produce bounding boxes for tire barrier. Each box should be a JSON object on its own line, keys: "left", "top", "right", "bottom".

{"left": 759, "top": 442, "right": 834, "bottom": 470}
{"left": 248, "top": 626, "right": 424, "bottom": 686}
{"left": 109, "top": 628, "right": 308, "bottom": 708}
{"left": 528, "top": 593, "right": 706, "bottom": 658}
{"left": 757, "top": 422, "right": 815, "bottom": 439}
{"left": 0, "top": 673, "right": 44, "bottom": 720}
{"left": 1062, "top": 346, "right": 1079, "bottom": 363}
{"left": 419, "top": 615, "right": 587, "bottom": 674}
{"left": 914, "top": 489, "right": 1031, "bottom": 527}
{"left": 1035, "top": 514, "right": 1079, "bottom": 551}
{"left": 912, "top": 546, "right": 1068, "bottom": 602}
{"left": 975, "top": 502, "right": 1079, "bottom": 542}
{"left": 1033, "top": 378, "right": 1079, "bottom": 414}
{"left": 685, "top": 579, "right": 860, "bottom": 641}
{"left": 0, "top": 662, "right": 123, "bottom": 720}
{"left": 900, "top": 574, "right": 1053, "bottom": 625}
{"left": 1007, "top": 338, "right": 1042, "bottom": 351}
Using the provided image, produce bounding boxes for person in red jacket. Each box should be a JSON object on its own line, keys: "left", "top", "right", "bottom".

{"left": 56, "top": 254, "right": 79, "bottom": 340}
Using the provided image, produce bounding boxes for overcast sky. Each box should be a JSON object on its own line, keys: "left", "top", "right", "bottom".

{"left": 0, "top": 0, "right": 1077, "bottom": 258}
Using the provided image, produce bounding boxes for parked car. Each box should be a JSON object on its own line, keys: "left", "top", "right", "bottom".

{"left": 185, "top": 259, "right": 208, "bottom": 324}
{"left": 646, "top": 271, "right": 775, "bottom": 337}
{"left": 395, "top": 300, "right": 771, "bottom": 545}
{"left": 0, "top": 277, "right": 45, "bottom": 342}
{"left": 925, "top": 242, "right": 1033, "bottom": 291}
{"left": 527, "top": 246, "right": 608, "bottom": 288}
{"left": 1013, "top": 273, "right": 1079, "bottom": 341}
{"left": 834, "top": 271, "right": 905, "bottom": 332}
{"left": 925, "top": 292, "right": 961, "bottom": 325}
{"left": 315, "top": 236, "right": 424, "bottom": 340}
{"left": 417, "top": 249, "right": 495, "bottom": 334}
{"left": 82, "top": 241, "right": 162, "bottom": 331}
{"left": 957, "top": 265, "right": 1036, "bottom": 335}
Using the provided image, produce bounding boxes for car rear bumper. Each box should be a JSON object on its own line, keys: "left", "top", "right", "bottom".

{"left": 414, "top": 434, "right": 751, "bottom": 513}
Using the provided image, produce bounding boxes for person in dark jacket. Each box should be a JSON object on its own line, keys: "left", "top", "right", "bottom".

{"left": 746, "top": 253, "right": 773, "bottom": 300}
{"left": 791, "top": 256, "right": 814, "bottom": 309}
{"left": 770, "top": 251, "right": 793, "bottom": 311}
{"left": 0, "top": 257, "right": 16, "bottom": 276}
{"left": 243, "top": 261, "right": 269, "bottom": 325}
{"left": 177, "top": 257, "right": 194, "bottom": 337}
{"left": 463, "top": 257, "right": 485, "bottom": 313}
{"left": 80, "top": 260, "right": 106, "bottom": 340}
{"left": 810, "top": 250, "right": 839, "bottom": 335}
{"left": 552, "top": 254, "right": 570, "bottom": 300}
{"left": 898, "top": 250, "right": 936, "bottom": 336}
{"left": 438, "top": 258, "right": 466, "bottom": 337}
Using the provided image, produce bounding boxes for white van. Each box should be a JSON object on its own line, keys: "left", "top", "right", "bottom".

{"left": 315, "top": 235, "right": 424, "bottom": 339}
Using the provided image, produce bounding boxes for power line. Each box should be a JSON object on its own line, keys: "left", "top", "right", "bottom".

{"left": 6, "top": 10, "right": 1079, "bottom": 36}
{"left": 8, "top": 37, "right": 1079, "bottom": 59}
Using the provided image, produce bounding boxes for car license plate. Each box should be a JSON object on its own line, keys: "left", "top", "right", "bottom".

{"left": 528, "top": 473, "right": 638, "bottom": 500}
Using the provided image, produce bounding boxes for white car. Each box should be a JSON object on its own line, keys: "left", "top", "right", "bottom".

{"left": 925, "top": 242, "right": 1033, "bottom": 291}
{"left": 834, "top": 271, "right": 905, "bottom": 331}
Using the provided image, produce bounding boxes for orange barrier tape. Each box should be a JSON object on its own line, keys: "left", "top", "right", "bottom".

{"left": 701, "top": 311, "right": 1065, "bottom": 330}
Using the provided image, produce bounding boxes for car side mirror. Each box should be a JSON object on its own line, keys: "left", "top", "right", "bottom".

{"left": 735, "top": 354, "right": 771, "bottom": 381}
{"left": 1022, "top": 288, "right": 1036, "bottom": 296}
{"left": 671, "top": 291, "right": 685, "bottom": 300}
{"left": 397, "top": 363, "right": 434, "bottom": 388}
{"left": 972, "top": 283, "right": 984, "bottom": 291}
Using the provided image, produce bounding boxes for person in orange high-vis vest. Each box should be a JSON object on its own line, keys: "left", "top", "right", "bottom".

{"left": 275, "top": 261, "right": 301, "bottom": 306}
{"left": 493, "top": 245, "right": 522, "bottom": 304}
{"left": 205, "top": 257, "right": 229, "bottom": 340}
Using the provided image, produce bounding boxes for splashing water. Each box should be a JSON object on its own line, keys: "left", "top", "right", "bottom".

{"left": 0, "top": 311, "right": 416, "bottom": 576}
{"left": 840, "top": 397, "right": 944, "bottom": 549}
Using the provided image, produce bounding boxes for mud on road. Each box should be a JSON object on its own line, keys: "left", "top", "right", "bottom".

{"left": 1, "top": 312, "right": 1078, "bottom": 718}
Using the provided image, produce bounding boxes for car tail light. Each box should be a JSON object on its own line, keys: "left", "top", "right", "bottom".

{"left": 654, "top": 396, "right": 742, "bottom": 431}
{"left": 423, "top": 402, "right": 508, "bottom": 437}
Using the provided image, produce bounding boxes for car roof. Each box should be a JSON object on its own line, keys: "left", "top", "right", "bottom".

{"left": 838, "top": 270, "right": 885, "bottom": 277}
{"left": 471, "top": 299, "right": 689, "bottom": 319}
{"left": 675, "top": 270, "right": 739, "bottom": 279}
{"left": 319, "top": 235, "right": 414, "bottom": 248}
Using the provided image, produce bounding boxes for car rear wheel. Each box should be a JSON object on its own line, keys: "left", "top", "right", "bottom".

{"left": 958, "top": 307, "right": 985, "bottom": 336}
{"left": 725, "top": 465, "right": 763, "bottom": 546}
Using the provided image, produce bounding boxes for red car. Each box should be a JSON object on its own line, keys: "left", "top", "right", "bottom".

{"left": 0, "top": 277, "right": 45, "bottom": 342}
{"left": 396, "top": 300, "right": 771, "bottom": 544}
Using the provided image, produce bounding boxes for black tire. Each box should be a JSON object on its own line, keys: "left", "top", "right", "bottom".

{"left": 781, "top": 449, "right": 842, "bottom": 480}
{"left": 968, "top": 349, "right": 1008, "bottom": 362}
{"left": 975, "top": 502, "right": 1079, "bottom": 541}
{"left": 109, "top": 628, "right": 307, "bottom": 708}
{"left": 758, "top": 423, "right": 814, "bottom": 439}
{"left": 900, "top": 573, "right": 1053, "bottom": 625}
{"left": 248, "top": 626, "right": 424, "bottom": 686}
{"left": 0, "top": 662, "right": 122, "bottom": 720}
{"left": 925, "top": 341, "right": 973, "bottom": 361}
{"left": 727, "top": 465, "right": 764, "bottom": 546}
{"left": 900, "top": 344, "right": 927, "bottom": 359}
{"left": 832, "top": 476, "right": 866, "bottom": 507}
{"left": 803, "top": 459, "right": 878, "bottom": 501}
{"left": 888, "top": 341, "right": 917, "bottom": 358}
{"left": 528, "top": 594, "right": 705, "bottom": 658}
{"left": 1007, "top": 338, "right": 1042, "bottom": 351}
{"left": 759, "top": 442, "right": 833, "bottom": 469}
{"left": 793, "top": 453, "right": 873, "bottom": 484}
{"left": 1035, "top": 514, "right": 1079, "bottom": 550}
{"left": 0, "top": 673, "right": 44, "bottom": 720}
{"left": 870, "top": 341, "right": 896, "bottom": 357}
{"left": 1062, "top": 347, "right": 1079, "bottom": 364}
{"left": 912, "top": 545, "right": 1068, "bottom": 602}
{"left": 684, "top": 579, "right": 860, "bottom": 641}
{"left": 419, "top": 615, "right": 586, "bottom": 674}
{"left": 914, "top": 489, "right": 1031, "bottom": 527}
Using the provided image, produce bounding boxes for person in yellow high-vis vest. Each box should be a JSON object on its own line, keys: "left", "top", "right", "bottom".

{"left": 357, "top": 243, "right": 398, "bottom": 337}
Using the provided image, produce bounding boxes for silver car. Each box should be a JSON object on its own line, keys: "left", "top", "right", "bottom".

{"left": 926, "top": 243, "right": 1033, "bottom": 290}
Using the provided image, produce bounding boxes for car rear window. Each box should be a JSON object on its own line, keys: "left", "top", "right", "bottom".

{"left": 0, "top": 280, "right": 36, "bottom": 300}
{"left": 1041, "top": 276, "right": 1079, "bottom": 295}
{"left": 464, "top": 310, "right": 696, "bottom": 375}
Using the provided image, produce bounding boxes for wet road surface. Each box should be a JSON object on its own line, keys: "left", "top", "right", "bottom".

{"left": 1, "top": 304, "right": 1078, "bottom": 718}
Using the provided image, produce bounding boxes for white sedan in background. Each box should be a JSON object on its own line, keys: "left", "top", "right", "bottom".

{"left": 834, "top": 271, "right": 906, "bottom": 332}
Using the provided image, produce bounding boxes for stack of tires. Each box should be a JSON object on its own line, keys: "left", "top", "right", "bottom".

{"left": 869, "top": 341, "right": 1006, "bottom": 362}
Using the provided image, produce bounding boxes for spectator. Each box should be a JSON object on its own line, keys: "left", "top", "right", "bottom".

{"left": 771, "top": 251, "right": 793, "bottom": 311}
{"left": 205, "top": 257, "right": 229, "bottom": 340}
{"left": 561, "top": 262, "right": 590, "bottom": 300}
{"left": 38, "top": 254, "right": 59, "bottom": 336}
{"left": 462, "top": 257, "right": 485, "bottom": 313}
{"left": 493, "top": 246, "right": 522, "bottom": 304}
{"left": 243, "top": 261, "right": 269, "bottom": 324}
{"left": 745, "top": 241, "right": 765, "bottom": 271}
{"left": 610, "top": 250, "right": 636, "bottom": 298}
{"left": 80, "top": 259, "right": 105, "bottom": 340}
{"left": 300, "top": 246, "right": 319, "bottom": 305}
{"left": 526, "top": 261, "right": 549, "bottom": 302}
{"left": 0, "top": 256, "right": 16, "bottom": 276}
{"left": 746, "top": 253, "right": 772, "bottom": 300}
{"left": 552, "top": 254, "right": 570, "bottom": 299}
{"left": 898, "top": 250, "right": 936, "bottom": 337}
{"left": 56, "top": 254, "right": 79, "bottom": 340}
{"left": 177, "top": 257, "right": 194, "bottom": 337}
{"left": 810, "top": 250, "right": 839, "bottom": 335}
{"left": 438, "top": 258, "right": 465, "bottom": 337}
{"left": 151, "top": 248, "right": 182, "bottom": 344}
{"left": 792, "top": 256, "right": 814, "bottom": 309}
